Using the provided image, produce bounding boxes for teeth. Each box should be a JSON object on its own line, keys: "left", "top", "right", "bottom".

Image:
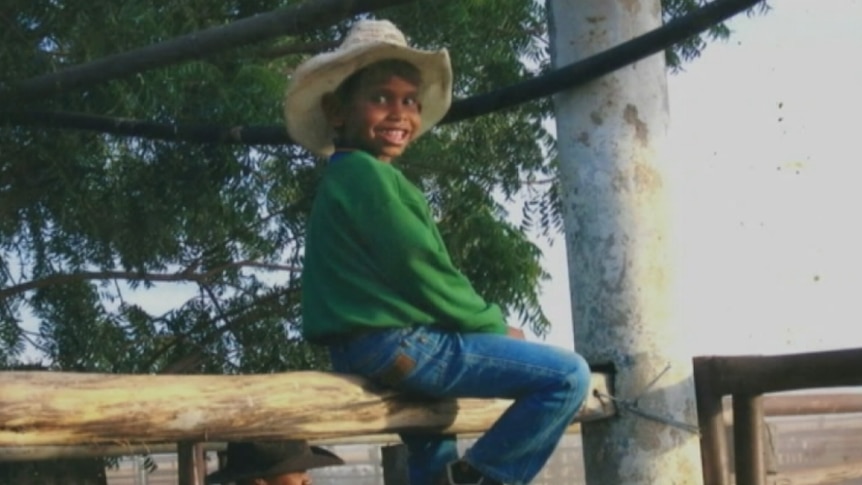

{"left": 381, "top": 129, "right": 406, "bottom": 142}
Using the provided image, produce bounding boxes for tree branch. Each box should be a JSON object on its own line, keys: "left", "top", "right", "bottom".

{"left": 157, "top": 285, "right": 225, "bottom": 374}
{"left": 522, "top": 177, "right": 556, "bottom": 186}
{"left": 0, "top": 0, "right": 417, "bottom": 104}
{"left": 256, "top": 40, "right": 339, "bottom": 59}
{"left": 0, "top": 261, "right": 300, "bottom": 299}
{"left": 0, "top": 0, "right": 764, "bottom": 144}
{"left": 147, "top": 287, "right": 298, "bottom": 373}
{"left": 0, "top": 110, "right": 291, "bottom": 144}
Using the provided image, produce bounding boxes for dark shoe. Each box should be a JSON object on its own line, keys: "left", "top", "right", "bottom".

{"left": 438, "top": 460, "right": 503, "bottom": 485}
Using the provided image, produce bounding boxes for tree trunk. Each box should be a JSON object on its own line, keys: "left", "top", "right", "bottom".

{"left": 548, "top": 0, "right": 704, "bottom": 483}
{"left": 0, "top": 370, "right": 612, "bottom": 446}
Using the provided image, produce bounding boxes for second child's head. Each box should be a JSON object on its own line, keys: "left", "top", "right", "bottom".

{"left": 284, "top": 20, "right": 452, "bottom": 159}
{"left": 322, "top": 60, "right": 422, "bottom": 162}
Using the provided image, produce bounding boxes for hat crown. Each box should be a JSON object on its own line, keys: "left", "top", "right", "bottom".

{"left": 207, "top": 440, "right": 344, "bottom": 483}
{"left": 342, "top": 20, "right": 408, "bottom": 49}
{"left": 246, "top": 441, "right": 309, "bottom": 465}
{"left": 226, "top": 441, "right": 310, "bottom": 471}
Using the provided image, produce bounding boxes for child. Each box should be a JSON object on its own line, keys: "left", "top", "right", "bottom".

{"left": 285, "top": 19, "right": 591, "bottom": 485}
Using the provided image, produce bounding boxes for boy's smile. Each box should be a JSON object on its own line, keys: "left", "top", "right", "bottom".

{"left": 336, "top": 74, "right": 423, "bottom": 162}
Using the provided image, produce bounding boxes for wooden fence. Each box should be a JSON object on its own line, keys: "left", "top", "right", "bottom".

{"left": 5, "top": 347, "right": 862, "bottom": 485}
{"left": 694, "top": 347, "right": 862, "bottom": 485}
{"left": 0, "top": 370, "right": 614, "bottom": 484}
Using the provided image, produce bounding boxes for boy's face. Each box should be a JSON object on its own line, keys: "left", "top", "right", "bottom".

{"left": 327, "top": 73, "right": 422, "bottom": 162}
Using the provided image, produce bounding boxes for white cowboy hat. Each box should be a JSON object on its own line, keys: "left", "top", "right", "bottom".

{"left": 284, "top": 19, "right": 452, "bottom": 157}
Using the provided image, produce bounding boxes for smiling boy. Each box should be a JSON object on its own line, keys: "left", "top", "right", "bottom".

{"left": 322, "top": 61, "right": 421, "bottom": 161}
{"left": 285, "top": 20, "right": 591, "bottom": 485}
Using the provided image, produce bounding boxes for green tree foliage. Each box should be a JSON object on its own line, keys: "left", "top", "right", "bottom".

{"left": 0, "top": 0, "right": 750, "bottom": 373}
{"left": 664, "top": 0, "right": 769, "bottom": 69}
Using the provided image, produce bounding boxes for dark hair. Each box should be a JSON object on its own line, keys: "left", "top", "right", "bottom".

{"left": 333, "top": 59, "right": 422, "bottom": 105}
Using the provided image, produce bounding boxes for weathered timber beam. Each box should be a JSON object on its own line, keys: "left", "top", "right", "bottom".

{"left": 5, "top": 428, "right": 585, "bottom": 461}
{"left": 0, "top": 371, "right": 613, "bottom": 447}
{"left": 723, "top": 392, "right": 862, "bottom": 420}
{"left": 768, "top": 461, "right": 862, "bottom": 485}
{"left": 0, "top": 443, "right": 202, "bottom": 462}
{"left": 0, "top": 435, "right": 428, "bottom": 461}
{"left": 6, "top": 390, "right": 860, "bottom": 461}
{"left": 694, "top": 347, "right": 862, "bottom": 396}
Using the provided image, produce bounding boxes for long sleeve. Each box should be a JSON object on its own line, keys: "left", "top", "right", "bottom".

{"left": 301, "top": 150, "right": 506, "bottom": 340}
{"left": 352, "top": 165, "right": 506, "bottom": 333}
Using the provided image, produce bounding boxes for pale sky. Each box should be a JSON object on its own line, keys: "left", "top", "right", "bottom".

{"left": 533, "top": 0, "right": 862, "bottom": 356}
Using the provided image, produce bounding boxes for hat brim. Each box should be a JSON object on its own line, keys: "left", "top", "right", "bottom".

{"left": 205, "top": 446, "right": 344, "bottom": 484}
{"left": 284, "top": 42, "right": 452, "bottom": 158}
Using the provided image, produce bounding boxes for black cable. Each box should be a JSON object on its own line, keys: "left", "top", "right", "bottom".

{"left": 0, "top": 0, "right": 765, "bottom": 145}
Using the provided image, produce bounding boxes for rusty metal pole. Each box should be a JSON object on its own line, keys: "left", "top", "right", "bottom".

{"left": 733, "top": 394, "right": 765, "bottom": 485}
{"left": 382, "top": 444, "right": 410, "bottom": 485}
{"left": 694, "top": 357, "right": 731, "bottom": 485}
{"left": 177, "top": 441, "right": 204, "bottom": 485}
{"left": 548, "top": 0, "right": 704, "bottom": 483}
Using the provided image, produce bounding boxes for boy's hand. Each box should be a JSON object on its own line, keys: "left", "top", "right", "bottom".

{"left": 506, "top": 326, "right": 525, "bottom": 340}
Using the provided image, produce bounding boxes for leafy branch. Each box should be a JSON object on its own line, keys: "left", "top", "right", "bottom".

{"left": 0, "top": 261, "right": 300, "bottom": 299}
{"left": 0, "top": 0, "right": 416, "bottom": 103}
{"left": 256, "top": 40, "right": 339, "bottom": 59}
{"left": 146, "top": 287, "right": 298, "bottom": 373}
{"left": 0, "top": 0, "right": 766, "bottom": 144}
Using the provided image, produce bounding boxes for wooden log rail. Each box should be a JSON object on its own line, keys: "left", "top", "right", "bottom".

{"left": 4, "top": 392, "right": 862, "bottom": 462}
{"left": 0, "top": 370, "right": 613, "bottom": 448}
{"left": 694, "top": 347, "right": 862, "bottom": 485}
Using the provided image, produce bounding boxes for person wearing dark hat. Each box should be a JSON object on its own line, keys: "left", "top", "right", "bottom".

{"left": 205, "top": 440, "right": 345, "bottom": 485}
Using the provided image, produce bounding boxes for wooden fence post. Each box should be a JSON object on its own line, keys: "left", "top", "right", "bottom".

{"left": 382, "top": 444, "right": 410, "bottom": 485}
{"left": 177, "top": 441, "right": 205, "bottom": 485}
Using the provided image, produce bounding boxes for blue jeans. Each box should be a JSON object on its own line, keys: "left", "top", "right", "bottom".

{"left": 328, "top": 326, "right": 591, "bottom": 485}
